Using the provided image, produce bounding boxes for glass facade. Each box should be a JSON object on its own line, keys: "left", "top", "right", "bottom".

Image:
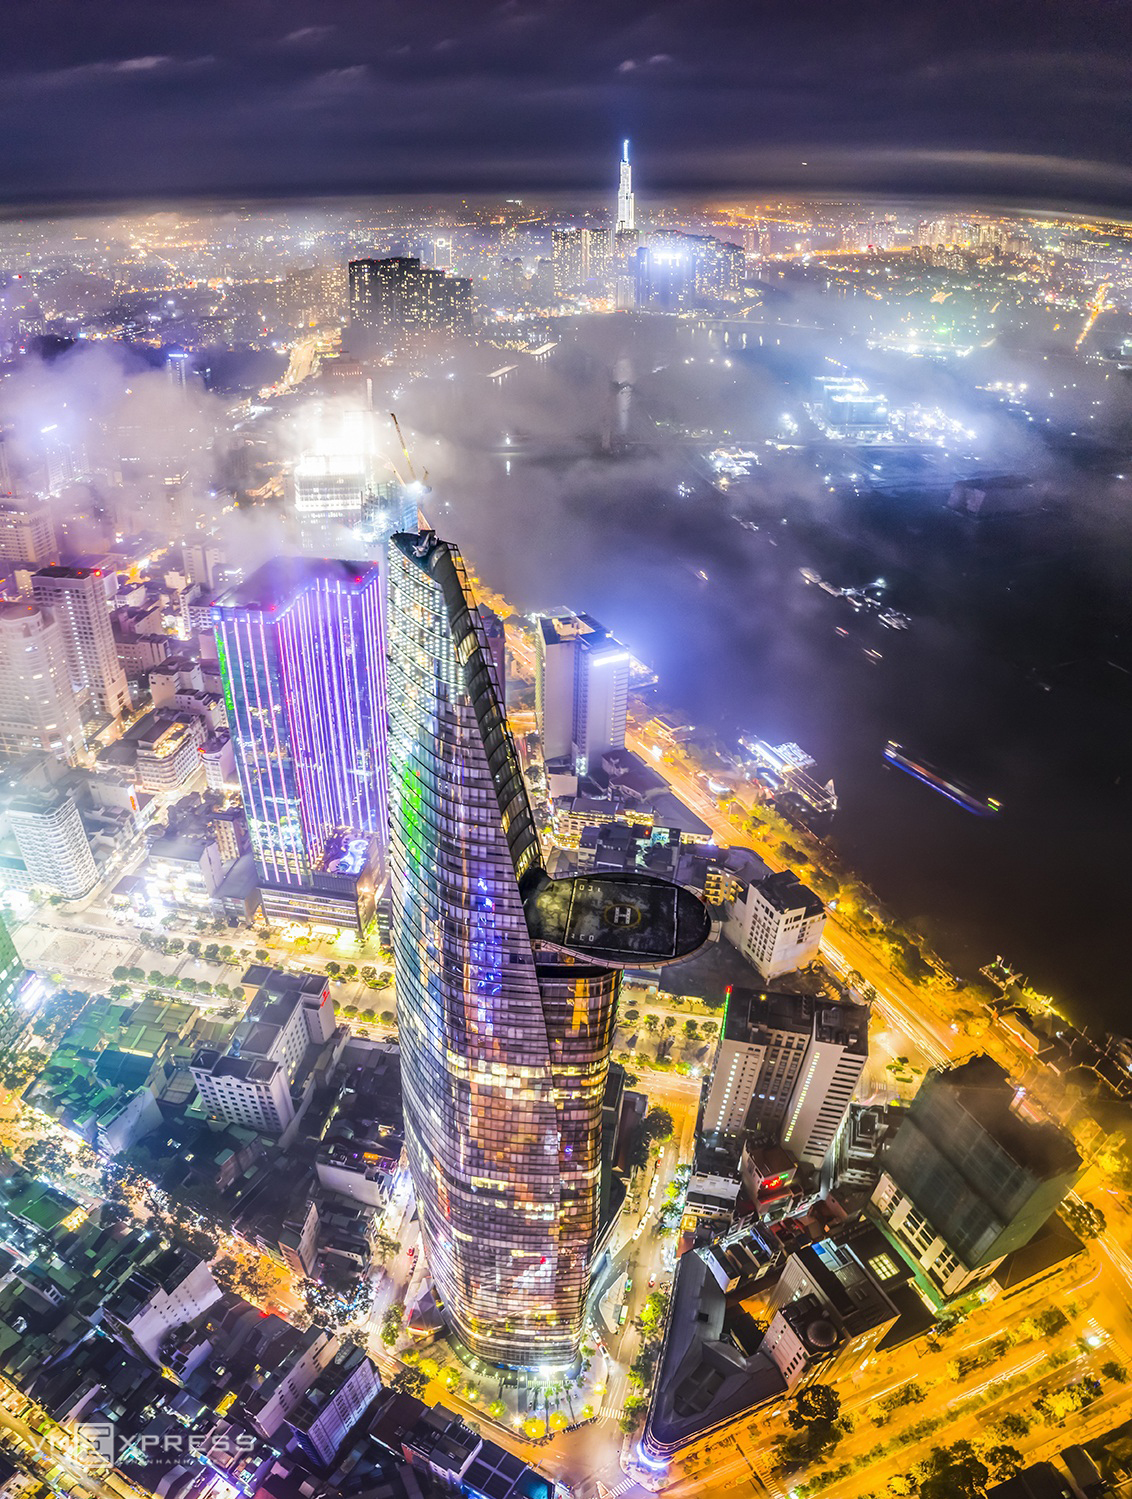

{"left": 0, "top": 912, "right": 28, "bottom": 1061}
{"left": 387, "top": 532, "right": 619, "bottom": 1366}
{"left": 213, "top": 558, "right": 388, "bottom": 928}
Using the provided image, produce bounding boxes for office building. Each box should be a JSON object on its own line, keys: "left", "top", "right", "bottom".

{"left": 0, "top": 911, "right": 28, "bottom": 1061}
{"left": 724, "top": 869, "right": 825, "bottom": 980}
{"left": 31, "top": 565, "right": 130, "bottom": 722}
{"left": 872, "top": 1054, "right": 1081, "bottom": 1297}
{"left": 348, "top": 257, "right": 473, "bottom": 352}
{"left": 0, "top": 501, "right": 57, "bottom": 575}
{"left": 212, "top": 558, "right": 387, "bottom": 934}
{"left": 387, "top": 529, "right": 709, "bottom": 1366}
{"left": 703, "top": 989, "right": 868, "bottom": 1168}
{"left": 6, "top": 788, "right": 99, "bottom": 899}
{"left": 535, "top": 611, "right": 629, "bottom": 775}
{"left": 0, "top": 602, "right": 85, "bottom": 760}
{"left": 615, "top": 139, "right": 635, "bottom": 236}
{"left": 190, "top": 968, "right": 337, "bottom": 1135}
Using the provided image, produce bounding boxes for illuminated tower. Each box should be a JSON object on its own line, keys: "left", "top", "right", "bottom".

{"left": 616, "top": 139, "right": 635, "bottom": 236}
{"left": 387, "top": 530, "right": 709, "bottom": 1366}
{"left": 212, "top": 558, "right": 388, "bottom": 935}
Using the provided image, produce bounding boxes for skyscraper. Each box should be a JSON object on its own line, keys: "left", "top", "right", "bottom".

{"left": 0, "top": 602, "right": 85, "bottom": 760}
{"left": 535, "top": 611, "right": 629, "bottom": 775}
{"left": 348, "top": 257, "right": 474, "bottom": 353}
{"left": 31, "top": 566, "right": 129, "bottom": 723}
{"left": 616, "top": 139, "right": 635, "bottom": 236}
{"left": 387, "top": 530, "right": 709, "bottom": 1367}
{"left": 212, "top": 558, "right": 388, "bottom": 934}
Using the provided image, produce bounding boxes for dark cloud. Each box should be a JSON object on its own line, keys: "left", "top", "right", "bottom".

{"left": 2, "top": 0, "right": 1132, "bottom": 206}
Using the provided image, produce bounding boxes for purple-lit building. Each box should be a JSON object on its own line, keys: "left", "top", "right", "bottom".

{"left": 212, "top": 557, "right": 387, "bottom": 934}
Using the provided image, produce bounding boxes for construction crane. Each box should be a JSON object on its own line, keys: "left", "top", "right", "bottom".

{"left": 389, "top": 411, "right": 428, "bottom": 486}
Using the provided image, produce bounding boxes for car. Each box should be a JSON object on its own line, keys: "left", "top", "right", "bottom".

{"left": 632, "top": 1225, "right": 643, "bottom": 1240}
{"left": 648, "top": 1272, "right": 656, "bottom": 1287}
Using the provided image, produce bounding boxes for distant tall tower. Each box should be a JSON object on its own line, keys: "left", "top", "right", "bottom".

{"left": 615, "top": 139, "right": 635, "bottom": 236}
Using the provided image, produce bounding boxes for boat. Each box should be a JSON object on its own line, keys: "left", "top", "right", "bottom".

{"left": 884, "top": 741, "right": 1002, "bottom": 816}
{"left": 863, "top": 648, "right": 883, "bottom": 663}
{"left": 799, "top": 567, "right": 821, "bottom": 584}
{"left": 834, "top": 626, "right": 849, "bottom": 638}
{"left": 879, "top": 609, "right": 910, "bottom": 630}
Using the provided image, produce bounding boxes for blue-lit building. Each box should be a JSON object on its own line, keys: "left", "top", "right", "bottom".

{"left": 212, "top": 557, "right": 388, "bottom": 935}
{"left": 387, "top": 530, "right": 710, "bottom": 1367}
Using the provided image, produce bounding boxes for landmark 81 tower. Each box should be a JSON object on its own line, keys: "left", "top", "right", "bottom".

{"left": 387, "top": 530, "right": 709, "bottom": 1367}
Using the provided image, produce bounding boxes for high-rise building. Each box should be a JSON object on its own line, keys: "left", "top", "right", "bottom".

{"left": 551, "top": 228, "right": 611, "bottom": 295}
{"left": 0, "top": 501, "right": 58, "bottom": 576}
{"left": 191, "top": 968, "right": 337, "bottom": 1135}
{"left": 724, "top": 869, "right": 825, "bottom": 980}
{"left": 31, "top": 565, "right": 130, "bottom": 723}
{"left": 872, "top": 1054, "right": 1081, "bottom": 1298}
{"left": 0, "top": 602, "right": 85, "bottom": 760}
{"left": 615, "top": 139, "right": 635, "bottom": 236}
{"left": 702, "top": 989, "right": 868, "bottom": 1168}
{"left": 212, "top": 558, "right": 388, "bottom": 934}
{"left": 348, "top": 257, "right": 474, "bottom": 352}
{"left": 6, "top": 789, "right": 99, "bottom": 899}
{"left": 291, "top": 400, "right": 377, "bottom": 555}
{"left": 0, "top": 910, "right": 29, "bottom": 1062}
{"left": 535, "top": 611, "right": 629, "bottom": 775}
{"left": 387, "top": 529, "right": 709, "bottom": 1366}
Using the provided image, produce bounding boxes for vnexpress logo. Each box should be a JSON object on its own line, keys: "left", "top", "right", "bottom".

{"left": 75, "top": 1423, "right": 116, "bottom": 1463}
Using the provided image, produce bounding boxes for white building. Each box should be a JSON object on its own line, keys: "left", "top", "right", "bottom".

{"left": 702, "top": 988, "right": 868, "bottom": 1169}
{"left": 780, "top": 1007, "right": 870, "bottom": 1168}
{"left": 190, "top": 968, "right": 338, "bottom": 1135}
{"left": 6, "top": 789, "right": 99, "bottom": 899}
{"left": 287, "top": 1344, "right": 382, "bottom": 1465}
{"left": 104, "top": 1251, "right": 222, "bottom": 1363}
{"left": 0, "top": 602, "right": 85, "bottom": 761}
{"left": 724, "top": 869, "right": 825, "bottom": 980}
{"left": 535, "top": 611, "right": 629, "bottom": 774}
{"left": 31, "top": 565, "right": 130, "bottom": 721}
{"left": 0, "top": 501, "right": 58, "bottom": 574}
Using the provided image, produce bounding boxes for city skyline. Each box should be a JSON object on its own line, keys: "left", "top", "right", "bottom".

{"left": 0, "top": 66, "right": 1129, "bottom": 1497}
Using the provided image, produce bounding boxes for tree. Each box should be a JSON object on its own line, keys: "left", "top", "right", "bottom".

{"left": 1062, "top": 1198, "right": 1106, "bottom": 1241}
{"left": 1102, "top": 1360, "right": 1128, "bottom": 1384}
{"left": 623, "top": 1008, "right": 640, "bottom": 1025}
{"left": 995, "top": 1411, "right": 1030, "bottom": 1439}
{"left": 917, "top": 1441, "right": 989, "bottom": 1499}
{"left": 983, "top": 1445, "right": 1023, "bottom": 1481}
{"left": 392, "top": 1366, "right": 426, "bottom": 1396}
{"left": 372, "top": 1230, "right": 401, "bottom": 1266}
{"left": 683, "top": 1019, "right": 698, "bottom": 1040}
{"left": 255, "top": 949, "right": 270, "bottom": 962}
{"left": 112, "top": 966, "right": 130, "bottom": 982}
{"left": 788, "top": 1384, "right": 840, "bottom": 1429}
{"left": 642, "top": 1107, "right": 674, "bottom": 1144}
{"left": 662, "top": 1015, "right": 676, "bottom": 1032}
{"left": 644, "top": 1014, "right": 660, "bottom": 1034}
{"left": 381, "top": 1301, "right": 405, "bottom": 1347}
{"left": 380, "top": 1011, "right": 395, "bottom": 1025}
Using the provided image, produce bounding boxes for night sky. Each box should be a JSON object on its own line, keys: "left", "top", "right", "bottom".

{"left": 3, "top": 0, "right": 1132, "bottom": 208}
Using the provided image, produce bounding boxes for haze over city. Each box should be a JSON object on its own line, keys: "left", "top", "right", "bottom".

{"left": 0, "top": 9, "right": 1129, "bottom": 1499}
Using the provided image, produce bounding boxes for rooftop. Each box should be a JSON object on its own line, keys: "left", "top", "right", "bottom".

{"left": 523, "top": 868, "right": 711, "bottom": 966}
{"left": 212, "top": 556, "right": 380, "bottom": 613}
{"left": 755, "top": 869, "right": 825, "bottom": 918}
